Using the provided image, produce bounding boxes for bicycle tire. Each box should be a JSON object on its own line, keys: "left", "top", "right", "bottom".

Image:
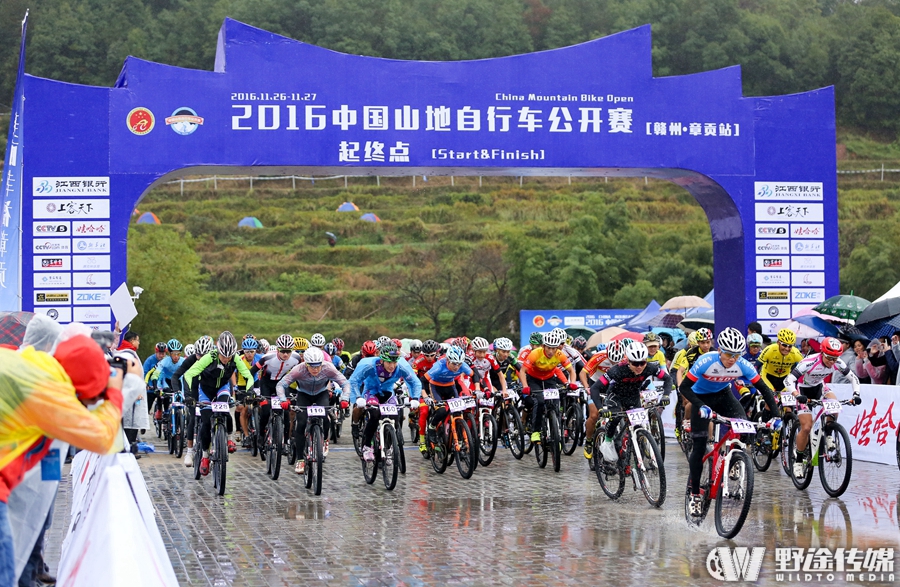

{"left": 779, "top": 414, "right": 795, "bottom": 476}
{"left": 633, "top": 428, "right": 666, "bottom": 508}
{"left": 648, "top": 410, "right": 665, "bottom": 462}
{"left": 310, "top": 425, "right": 324, "bottom": 495}
{"left": 561, "top": 404, "right": 579, "bottom": 456}
{"left": 786, "top": 421, "right": 814, "bottom": 490}
{"left": 818, "top": 422, "right": 853, "bottom": 498}
{"left": 213, "top": 423, "right": 227, "bottom": 496}
{"left": 174, "top": 411, "right": 184, "bottom": 459}
{"left": 304, "top": 429, "right": 314, "bottom": 489}
{"left": 714, "top": 451, "right": 754, "bottom": 539}
{"left": 354, "top": 412, "right": 368, "bottom": 458}
{"left": 505, "top": 407, "right": 525, "bottom": 459}
{"left": 751, "top": 430, "right": 773, "bottom": 472}
{"left": 684, "top": 447, "right": 713, "bottom": 526}
{"left": 465, "top": 412, "right": 479, "bottom": 472}
{"left": 454, "top": 419, "right": 475, "bottom": 479}
{"left": 168, "top": 425, "right": 175, "bottom": 455}
{"left": 193, "top": 435, "right": 202, "bottom": 480}
{"left": 522, "top": 410, "right": 534, "bottom": 455}
{"left": 479, "top": 413, "right": 499, "bottom": 467}
{"left": 268, "top": 415, "right": 283, "bottom": 481}
{"left": 430, "top": 424, "right": 449, "bottom": 474}
{"left": 534, "top": 419, "right": 547, "bottom": 469}
{"left": 155, "top": 408, "right": 163, "bottom": 439}
{"left": 549, "top": 409, "right": 561, "bottom": 473}
{"left": 596, "top": 429, "right": 625, "bottom": 500}
{"left": 382, "top": 425, "right": 400, "bottom": 490}
{"left": 397, "top": 430, "right": 407, "bottom": 475}
{"left": 250, "top": 408, "right": 259, "bottom": 458}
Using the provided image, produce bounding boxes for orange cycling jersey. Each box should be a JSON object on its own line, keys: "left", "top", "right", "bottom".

{"left": 522, "top": 348, "right": 571, "bottom": 380}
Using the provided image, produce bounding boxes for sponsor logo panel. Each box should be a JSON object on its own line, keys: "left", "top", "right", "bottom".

{"left": 754, "top": 203, "right": 823, "bottom": 223}
{"left": 74, "top": 307, "right": 111, "bottom": 323}
{"left": 32, "top": 177, "right": 110, "bottom": 197}
{"left": 757, "top": 304, "right": 790, "bottom": 321}
{"left": 755, "top": 240, "right": 789, "bottom": 254}
{"left": 791, "top": 223, "right": 825, "bottom": 239}
{"left": 34, "top": 291, "right": 71, "bottom": 305}
{"left": 756, "top": 289, "right": 790, "bottom": 302}
{"left": 32, "top": 239, "right": 71, "bottom": 254}
{"left": 73, "top": 238, "right": 110, "bottom": 254}
{"left": 73, "top": 289, "right": 110, "bottom": 305}
{"left": 754, "top": 181, "right": 823, "bottom": 201}
{"left": 755, "top": 272, "right": 790, "bottom": 287}
{"left": 754, "top": 223, "right": 789, "bottom": 239}
{"left": 755, "top": 256, "right": 790, "bottom": 271}
{"left": 791, "top": 239, "right": 824, "bottom": 254}
{"left": 791, "top": 272, "right": 825, "bottom": 287}
{"left": 791, "top": 256, "right": 825, "bottom": 271}
{"left": 165, "top": 107, "right": 204, "bottom": 136}
{"left": 72, "top": 255, "right": 110, "bottom": 271}
{"left": 563, "top": 316, "right": 585, "bottom": 326}
{"left": 34, "top": 273, "right": 71, "bottom": 288}
{"left": 32, "top": 199, "right": 110, "bottom": 220}
{"left": 792, "top": 288, "right": 826, "bottom": 303}
{"left": 32, "top": 221, "right": 70, "bottom": 236}
{"left": 73, "top": 272, "right": 111, "bottom": 288}
{"left": 72, "top": 221, "right": 110, "bottom": 236}
{"left": 35, "top": 307, "right": 72, "bottom": 323}
{"left": 127, "top": 107, "right": 155, "bottom": 135}
{"left": 33, "top": 256, "right": 71, "bottom": 271}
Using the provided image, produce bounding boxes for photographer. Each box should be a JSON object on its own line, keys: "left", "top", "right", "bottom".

{"left": 0, "top": 335, "right": 130, "bottom": 586}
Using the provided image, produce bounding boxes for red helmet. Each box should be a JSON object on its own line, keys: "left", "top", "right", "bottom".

{"left": 361, "top": 340, "right": 378, "bottom": 357}
{"left": 821, "top": 337, "right": 842, "bottom": 358}
{"left": 392, "top": 338, "right": 403, "bottom": 350}
{"left": 453, "top": 336, "right": 469, "bottom": 349}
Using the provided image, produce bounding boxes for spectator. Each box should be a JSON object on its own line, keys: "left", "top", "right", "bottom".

{"left": 0, "top": 335, "right": 129, "bottom": 586}
{"left": 831, "top": 336, "right": 858, "bottom": 386}
{"left": 799, "top": 338, "right": 812, "bottom": 357}
{"left": 119, "top": 330, "right": 140, "bottom": 355}
{"left": 848, "top": 339, "right": 872, "bottom": 385}
{"left": 858, "top": 339, "right": 888, "bottom": 385}
{"left": 886, "top": 331, "right": 900, "bottom": 385}
{"left": 747, "top": 322, "right": 772, "bottom": 345}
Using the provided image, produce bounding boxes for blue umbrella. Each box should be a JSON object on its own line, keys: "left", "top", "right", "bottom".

{"left": 793, "top": 314, "right": 840, "bottom": 337}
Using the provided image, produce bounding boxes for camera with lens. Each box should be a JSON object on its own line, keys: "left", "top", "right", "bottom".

{"left": 108, "top": 354, "right": 129, "bottom": 372}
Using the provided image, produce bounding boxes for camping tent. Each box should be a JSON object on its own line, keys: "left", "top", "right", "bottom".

{"left": 360, "top": 213, "right": 381, "bottom": 222}
{"left": 136, "top": 212, "right": 160, "bottom": 224}
{"left": 337, "top": 202, "right": 359, "bottom": 212}
{"left": 238, "top": 216, "right": 263, "bottom": 228}
{"left": 619, "top": 299, "right": 661, "bottom": 331}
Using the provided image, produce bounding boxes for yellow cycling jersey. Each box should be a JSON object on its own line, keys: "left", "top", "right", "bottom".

{"left": 236, "top": 355, "right": 254, "bottom": 387}
{"left": 756, "top": 343, "right": 802, "bottom": 379}
{"left": 648, "top": 350, "right": 666, "bottom": 365}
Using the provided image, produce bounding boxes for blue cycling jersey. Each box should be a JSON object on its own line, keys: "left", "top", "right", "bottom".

{"left": 142, "top": 354, "right": 161, "bottom": 377}
{"left": 152, "top": 356, "right": 185, "bottom": 390}
{"left": 686, "top": 352, "right": 762, "bottom": 395}
{"left": 348, "top": 357, "right": 422, "bottom": 400}
{"left": 425, "top": 358, "right": 473, "bottom": 386}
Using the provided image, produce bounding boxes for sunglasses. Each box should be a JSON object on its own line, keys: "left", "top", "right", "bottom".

{"left": 779, "top": 342, "right": 792, "bottom": 348}
{"left": 448, "top": 361, "right": 462, "bottom": 367}
{"left": 721, "top": 352, "right": 740, "bottom": 359}
{"left": 629, "top": 360, "right": 647, "bottom": 367}
{"left": 822, "top": 354, "right": 837, "bottom": 362}
{"left": 423, "top": 353, "right": 436, "bottom": 358}
{"left": 278, "top": 349, "right": 292, "bottom": 354}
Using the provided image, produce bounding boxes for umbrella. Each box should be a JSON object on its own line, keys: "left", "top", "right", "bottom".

{"left": 360, "top": 213, "right": 381, "bottom": 223}
{"left": 856, "top": 315, "right": 900, "bottom": 340}
{"left": 136, "top": 211, "right": 160, "bottom": 224}
{"left": 792, "top": 314, "right": 840, "bottom": 337}
{"left": 238, "top": 216, "right": 263, "bottom": 228}
{"left": 660, "top": 295, "right": 712, "bottom": 311}
{"left": 813, "top": 295, "right": 870, "bottom": 322}
{"left": 325, "top": 232, "right": 337, "bottom": 247}
{"left": 647, "top": 312, "right": 684, "bottom": 328}
{"left": 837, "top": 324, "right": 869, "bottom": 343}
{"left": 586, "top": 327, "right": 629, "bottom": 347}
{"left": 611, "top": 331, "right": 643, "bottom": 343}
{"left": 678, "top": 310, "right": 715, "bottom": 332}
{"left": 0, "top": 311, "right": 34, "bottom": 347}
{"left": 651, "top": 327, "right": 686, "bottom": 344}
{"left": 856, "top": 296, "right": 900, "bottom": 326}
{"left": 777, "top": 320, "right": 825, "bottom": 340}
{"left": 564, "top": 326, "right": 596, "bottom": 340}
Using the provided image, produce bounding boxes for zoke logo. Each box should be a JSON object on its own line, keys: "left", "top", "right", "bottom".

{"left": 76, "top": 293, "right": 103, "bottom": 302}
{"left": 707, "top": 547, "right": 766, "bottom": 581}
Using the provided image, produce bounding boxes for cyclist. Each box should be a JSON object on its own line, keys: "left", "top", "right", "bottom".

{"left": 582, "top": 340, "right": 624, "bottom": 460}
{"left": 467, "top": 337, "right": 508, "bottom": 395}
{"left": 184, "top": 332, "right": 255, "bottom": 476}
{"left": 276, "top": 347, "right": 350, "bottom": 474}
{"left": 518, "top": 332, "right": 544, "bottom": 363}
{"left": 235, "top": 338, "right": 263, "bottom": 446}
{"left": 571, "top": 336, "right": 590, "bottom": 360}
{"left": 344, "top": 340, "right": 378, "bottom": 379}
{"left": 332, "top": 337, "right": 351, "bottom": 366}
{"left": 323, "top": 342, "right": 344, "bottom": 370}
{"left": 294, "top": 337, "right": 310, "bottom": 354}
{"left": 346, "top": 342, "right": 422, "bottom": 462}
{"left": 148, "top": 339, "right": 185, "bottom": 425}
{"left": 755, "top": 328, "right": 803, "bottom": 393}
{"left": 173, "top": 336, "right": 213, "bottom": 466}
{"left": 144, "top": 341, "right": 169, "bottom": 416}
{"left": 422, "top": 345, "right": 474, "bottom": 452}
{"left": 679, "top": 328, "right": 779, "bottom": 517}
{"left": 744, "top": 333, "right": 763, "bottom": 362}
{"left": 592, "top": 342, "right": 672, "bottom": 462}
{"left": 518, "top": 330, "right": 578, "bottom": 445}
{"left": 674, "top": 328, "right": 714, "bottom": 437}
{"left": 489, "top": 337, "right": 519, "bottom": 389}
{"left": 258, "top": 339, "right": 270, "bottom": 355}
{"left": 250, "top": 334, "right": 301, "bottom": 454}
{"left": 783, "top": 336, "right": 860, "bottom": 479}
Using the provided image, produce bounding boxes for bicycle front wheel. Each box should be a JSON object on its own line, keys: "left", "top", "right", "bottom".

{"left": 268, "top": 416, "right": 283, "bottom": 481}
{"left": 780, "top": 414, "right": 795, "bottom": 476}
{"left": 309, "top": 425, "right": 324, "bottom": 495}
{"left": 479, "top": 412, "right": 498, "bottom": 467}
{"left": 549, "top": 410, "right": 561, "bottom": 473}
{"left": 250, "top": 409, "right": 260, "bottom": 458}
{"left": 561, "top": 404, "right": 581, "bottom": 456}
{"left": 715, "top": 451, "right": 754, "bottom": 539}
{"left": 751, "top": 429, "right": 773, "bottom": 472}
{"left": 382, "top": 426, "right": 400, "bottom": 490}
{"left": 819, "top": 422, "right": 852, "bottom": 498}
{"left": 454, "top": 419, "right": 475, "bottom": 479}
{"left": 213, "top": 423, "right": 227, "bottom": 496}
{"left": 634, "top": 428, "right": 666, "bottom": 507}
{"left": 595, "top": 429, "right": 625, "bottom": 499}
{"left": 786, "top": 422, "right": 814, "bottom": 490}
{"left": 648, "top": 410, "right": 665, "bottom": 462}
{"left": 430, "top": 424, "right": 449, "bottom": 474}
{"left": 505, "top": 407, "right": 525, "bottom": 459}
{"left": 174, "top": 411, "right": 184, "bottom": 459}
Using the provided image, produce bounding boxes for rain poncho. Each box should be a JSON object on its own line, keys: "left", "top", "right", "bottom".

{"left": 0, "top": 346, "right": 123, "bottom": 500}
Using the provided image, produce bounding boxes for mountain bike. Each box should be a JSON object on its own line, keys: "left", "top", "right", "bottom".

{"left": 166, "top": 390, "right": 186, "bottom": 459}
{"left": 495, "top": 387, "right": 525, "bottom": 460}
{"left": 561, "top": 384, "right": 585, "bottom": 456}
{"left": 244, "top": 393, "right": 262, "bottom": 458}
{"left": 591, "top": 405, "right": 666, "bottom": 507}
{"left": 424, "top": 398, "right": 476, "bottom": 479}
{"left": 785, "top": 395, "right": 858, "bottom": 498}
{"left": 265, "top": 398, "right": 285, "bottom": 480}
{"left": 296, "top": 403, "right": 327, "bottom": 495}
{"left": 639, "top": 387, "right": 667, "bottom": 462}
{"left": 683, "top": 411, "right": 774, "bottom": 539}
{"left": 745, "top": 390, "right": 785, "bottom": 472}
{"left": 533, "top": 387, "right": 563, "bottom": 472}
{"left": 461, "top": 394, "right": 480, "bottom": 472}
{"left": 361, "top": 403, "right": 400, "bottom": 490}
{"left": 392, "top": 399, "right": 408, "bottom": 475}
{"left": 474, "top": 392, "right": 499, "bottom": 467}
{"left": 193, "top": 400, "right": 231, "bottom": 496}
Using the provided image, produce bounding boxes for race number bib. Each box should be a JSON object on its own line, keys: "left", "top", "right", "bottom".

{"left": 195, "top": 407, "right": 201, "bottom": 416}
{"left": 730, "top": 419, "right": 756, "bottom": 434}
{"left": 479, "top": 397, "right": 495, "bottom": 408}
{"left": 822, "top": 400, "right": 842, "bottom": 415}
{"left": 542, "top": 389, "right": 560, "bottom": 400}
{"left": 379, "top": 404, "right": 399, "bottom": 416}
{"left": 211, "top": 402, "right": 230, "bottom": 413}
{"left": 626, "top": 408, "right": 649, "bottom": 427}
{"left": 462, "top": 396, "right": 477, "bottom": 409}
{"left": 640, "top": 389, "right": 660, "bottom": 403}
{"left": 307, "top": 405, "right": 326, "bottom": 417}
{"left": 780, "top": 392, "right": 797, "bottom": 407}
{"left": 447, "top": 398, "right": 466, "bottom": 413}
{"left": 271, "top": 400, "right": 283, "bottom": 410}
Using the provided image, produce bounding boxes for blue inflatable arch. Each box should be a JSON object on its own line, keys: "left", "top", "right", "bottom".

{"left": 4, "top": 19, "right": 837, "bottom": 332}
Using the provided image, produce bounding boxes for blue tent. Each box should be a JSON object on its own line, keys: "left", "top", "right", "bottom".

{"left": 621, "top": 299, "right": 662, "bottom": 331}
{"left": 337, "top": 202, "right": 359, "bottom": 212}
{"left": 360, "top": 213, "right": 381, "bottom": 223}
{"left": 238, "top": 216, "right": 263, "bottom": 228}
{"left": 136, "top": 212, "right": 160, "bottom": 224}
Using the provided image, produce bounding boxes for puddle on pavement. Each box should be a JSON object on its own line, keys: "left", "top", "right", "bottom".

{"left": 283, "top": 501, "right": 329, "bottom": 520}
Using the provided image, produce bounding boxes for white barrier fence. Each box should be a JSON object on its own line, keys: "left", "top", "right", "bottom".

{"left": 660, "top": 384, "right": 898, "bottom": 467}
{"left": 57, "top": 451, "right": 178, "bottom": 587}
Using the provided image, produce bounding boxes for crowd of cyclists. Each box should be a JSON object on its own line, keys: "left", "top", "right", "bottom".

{"left": 140, "top": 323, "right": 862, "bottom": 537}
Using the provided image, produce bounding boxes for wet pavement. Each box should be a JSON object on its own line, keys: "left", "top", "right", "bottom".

{"left": 46, "top": 433, "right": 900, "bottom": 586}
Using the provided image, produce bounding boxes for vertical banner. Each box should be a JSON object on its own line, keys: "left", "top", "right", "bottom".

{"left": 0, "top": 11, "right": 28, "bottom": 311}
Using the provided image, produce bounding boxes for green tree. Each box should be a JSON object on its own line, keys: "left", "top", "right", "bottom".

{"left": 127, "top": 226, "right": 210, "bottom": 348}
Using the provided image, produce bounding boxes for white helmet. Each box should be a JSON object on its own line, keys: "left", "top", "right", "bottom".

{"left": 183, "top": 343, "right": 196, "bottom": 356}
{"left": 310, "top": 333, "right": 326, "bottom": 347}
{"left": 446, "top": 346, "right": 465, "bottom": 363}
{"left": 607, "top": 340, "right": 625, "bottom": 364}
{"left": 626, "top": 342, "right": 649, "bottom": 363}
{"left": 258, "top": 338, "right": 270, "bottom": 353}
{"left": 376, "top": 336, "right": 392, "bottom": 349}
{"left": 276, "top": 334, "right": 295, "bottom": 351}
{"left": 471, "top": 337, "right": 489, "bottom": 351}
{"left": 217, "top": 331, "right": 237, "bottom": 357}
{"left": 303, "top": 347, "right": 324, "bottom": 366}
{"left": 493, "top": 337, "right": 513, "bottom": 351}
{"left": 195, "top": 335, "right": 214, "bottom": 356}
{"left": 551, "top": 328, "right": 568, "bottom": 342}
{"left": 542, "top": 330, "right": 565, "bottom": 347}
{"left": 717, "top": 327, "right": 746, "bottom": 354}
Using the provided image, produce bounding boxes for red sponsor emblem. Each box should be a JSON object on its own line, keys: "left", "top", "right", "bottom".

{"left": 127, "top": 107, "right": 155, "bottom": 135}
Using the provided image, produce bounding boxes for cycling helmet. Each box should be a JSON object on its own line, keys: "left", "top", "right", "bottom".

{"left": 310, "top": 333, "right": 326, "bottom": 348}
{"left": 687, "top": 331, "right": 700, "bottom": 346}
{"left": 821, "top": 337, "right": 842, "bottom": 357}
{"left": 166, "top": 338, "right": 182, "bottom": 352}
{"left": 410, "top": 339, "right": 423, "bottom": 353}
{"left": 717, "top": 327, "right": 746, "bottom": 354}
{"left": 303, "top": 347, "right": 324, "bottom": 366}
{"left": 195, "top": 336, "right": 214, "bottom": 356}
{"left": 375, "top": 336, "right": 392, "bottom": 349}
{"left": 626, "top": 342, "right": 649, "bottom": 363}
{"left": 606, "top": 340, "right": 625, "bottom": 364}
{"left": 777, "top": 328, "right": 797, "bottom": 346}
{"left": 361, "top": 340, "right": 378, "bottom": 357}
{"left": 379, "top": 341, "right": 401, "bottom": 362}
{"left": 183, "top": 343, "right": 196, "bottom": 356}
{"left": 392, "top": 338, "right": 403, "bottom": 349}
{"left": 643, "top": 332, "right": 659, "bottom": 344}
{"left": 619, "top": 337, "right": 634, "bottom": 349}
{"left": 294, "top": 337, "right": 309, "bottom": 351}
{"left": 243, "top": 333, "right": 256, "bottom": 341}
{"left": 242, "top": 338, "right": 259, "bottom": 350}
{"left": 422, "top": 339, "right": 439, "bottom": 355}
{"left": 155, "top": 342, "right": 167, "bottom": 353}
{"left": 493, "top": 337, "right": 514, "bottom": 352}
{"left": 471, "top": 337, "right": 489, "bottom": 351}
{"left": 323, "top": 342, "right": 337, "bottom": 356}
{"left": 446, "top": 346, "right": 465, "bottom": 364}
{"left": 542, "top": 330, "right": 565, "bottom": 347}
{"left": 596, "top": 343, "right": 607, "bottom": 352}
{"left": 551, "top": 327, "right": 567, "bottom": 341}
{"left": 258, "top": 339, "right": 270, "bottom": 353}
{"left": 331, "top": 337, "right": 345, "bottom": 352}
{"left": 453, "top": 336, "right": 469, "bottom": 349}
{"left": 217, "top": 331, "right": 237, "bottom": 357}
{"left": 695, "top": 328, "right": 713, "bottom": 342}
{"left": 572, "top": 336, "right": 587, "bottom": 351}
{"left": 747, "top": 333, "right": 764, "bottom": 346}
{"left": 276, "top": 334, "right": 295, "bottom": 351}
{"left": 529, "top": 332, "right": 544, "bottom": 346}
